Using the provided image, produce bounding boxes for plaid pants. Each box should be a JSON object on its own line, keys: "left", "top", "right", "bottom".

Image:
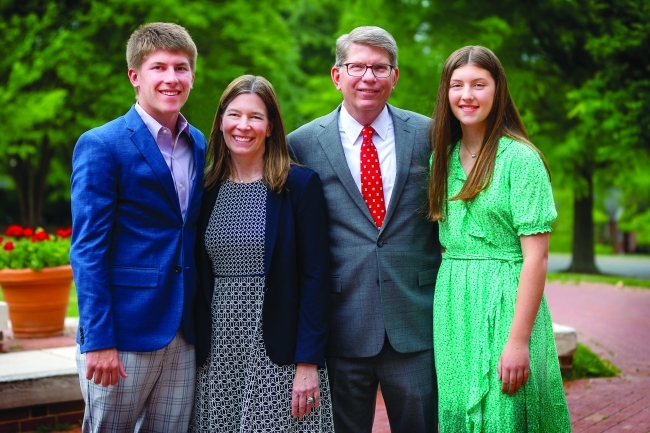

{"left": 76, "top": 332, "right": 195, "bottom": 432}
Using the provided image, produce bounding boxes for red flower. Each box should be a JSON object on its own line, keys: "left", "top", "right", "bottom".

{"left": 31, "top": 231, "right": 50, "bottom": 242}
{"left": 56, "top": 227, "right": 73, "bottom": 238}
{"left": 22, "top": 227, "right": 34, "bottom": 237}
{"left": 5, "top": 225, "right": 23, "bottom": 237}
{"left": 3, "top": 241, "right": 15, "bottom": 251}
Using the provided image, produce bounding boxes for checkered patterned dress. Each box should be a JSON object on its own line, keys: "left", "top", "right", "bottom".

{"left": 189, "top": 180, "right": 334, "bottom": 433}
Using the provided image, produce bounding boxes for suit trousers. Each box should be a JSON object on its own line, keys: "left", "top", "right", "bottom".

{"left": 327, "top": 335, "right": 437, "bottom": 433}
{"left": 76, "top": 331, "right": 195, "bottom": 433}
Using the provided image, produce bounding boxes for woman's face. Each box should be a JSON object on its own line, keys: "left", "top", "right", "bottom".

{"left": 448, "top": 64, "right": 496, "bottom": 131}
{"left": 220, "top": 93, "right": 271, "bottom": 162}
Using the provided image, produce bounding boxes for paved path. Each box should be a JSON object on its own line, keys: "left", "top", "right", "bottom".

{"left": 372, "top": 280, "right": 650, "bottom": 432}
{"left": 548, "top": 253, "right": 650, "bottom": 280}
{"left": 546, "top": 281, "right": 650, "bottom": 433}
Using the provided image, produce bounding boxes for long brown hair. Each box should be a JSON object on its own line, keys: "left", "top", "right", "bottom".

{"left": 204, "top": 75, "right": 291, "bottom": 192}
{"left": 427, "top": 46, "right": 550, "bottom": 221}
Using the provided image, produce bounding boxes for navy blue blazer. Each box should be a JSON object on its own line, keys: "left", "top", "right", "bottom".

{"left": 71, "top": 106, "right": 205, "bottom": 353}
{"left": 194, "top": 165, "right": 330, "bottom": 367}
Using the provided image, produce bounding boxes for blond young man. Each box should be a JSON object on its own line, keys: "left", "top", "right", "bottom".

{"left": 71, "top": 22, "right": 205, "bottom": 431}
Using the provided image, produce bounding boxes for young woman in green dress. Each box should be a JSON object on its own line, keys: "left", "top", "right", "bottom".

{"left": 428, "top": 46, "right": 571, "bottom": 432}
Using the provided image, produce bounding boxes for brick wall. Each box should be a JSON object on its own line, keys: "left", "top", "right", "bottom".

{"left": 0, "top": 400, "right": 83, "bottom": 433}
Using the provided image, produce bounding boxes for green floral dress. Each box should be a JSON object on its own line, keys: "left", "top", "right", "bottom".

{"left": 434, "top": 137, "right": 571, "bottom": 432}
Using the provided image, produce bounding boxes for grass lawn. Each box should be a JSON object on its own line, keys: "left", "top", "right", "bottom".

{"left": 562, "top": 343, "right": 620, "bottom": 381}
{"left": 67, "top": 284, "right": 78, "bottom": 317}
{"left": 547, "top": 272, "right": 650, "bottom": 289}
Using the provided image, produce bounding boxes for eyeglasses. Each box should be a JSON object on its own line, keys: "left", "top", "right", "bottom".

{"left": 339, "top": 63, "right": 395, "bottom": 78}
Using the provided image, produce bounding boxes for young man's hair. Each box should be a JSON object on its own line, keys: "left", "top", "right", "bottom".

{"left": 126, "top": 22, "right": 197, "bottom": 73}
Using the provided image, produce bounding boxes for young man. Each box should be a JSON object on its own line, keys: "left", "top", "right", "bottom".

{"left": 288, "top": 26, "right": 442, "bottom": 433}
{"left": 70, "top": 22, "right": 205, "bottom": 432}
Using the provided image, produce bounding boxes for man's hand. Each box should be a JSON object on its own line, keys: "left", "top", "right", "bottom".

{"left": 85, "top": 348, "right": 128, "bottom": 387}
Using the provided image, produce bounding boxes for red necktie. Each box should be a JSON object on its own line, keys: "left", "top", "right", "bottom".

{"left": 360, "top": 126, "right": 386, "bottom": 229}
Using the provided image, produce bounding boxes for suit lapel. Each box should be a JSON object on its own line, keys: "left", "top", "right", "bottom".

{"left": 199, "top": 184, "right": 220, "bottom": 303}
{"left": 125, "top": 107, "right": 183, "bottom": 221}
{"left": 187, "top": 128, "right": 206, "bottom": 220}
{"left": 264, "top": 186, "right": 282, "bottom": 278}
{"left": 383, "top": 106, "right": 416, "bottom": 231}
{"left": 317, "top": 108, "right": 377, "bottom": 227}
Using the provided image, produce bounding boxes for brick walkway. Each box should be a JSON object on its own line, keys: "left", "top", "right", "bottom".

{"left": 3, "top": 280, "right": 649, "bottom": 432}
{"left": 546, "top": 281, "right": 650, "bottom": 433}
{"left": 372, "top": 281, "right": 650, "bottom": 432}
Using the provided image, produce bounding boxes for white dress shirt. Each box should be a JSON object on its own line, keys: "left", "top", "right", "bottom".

{"left": 338, "top": 105, "right": 396, "bottom": 209}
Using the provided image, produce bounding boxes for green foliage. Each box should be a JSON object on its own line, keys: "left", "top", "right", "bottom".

{"left": 0, "top": 0, "right": 309, "bottom": 225}
{"left": 0, "top": 237, "right": 71, "bottom": 271}
{"left": 562, "top": 343, "right": 619, "bottom": 381}
{"left": 0, "top": 226, "right": 71, "bottom": 270}
{"left": 550, "top": 188, "right": 573, "bottom": 253}
{"left": 1, "top": 0, "right": 649, "bottom": 260}
{"left": 35, "top": 423, "right": 72, "bottom": 433}
{"left": 620, "top": 208, "right": 650, "bottom": 246}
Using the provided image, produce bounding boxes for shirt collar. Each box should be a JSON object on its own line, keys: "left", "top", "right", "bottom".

{"left": 340, "top": 104, "right": 391, "bottom": 145}
{"left": 134, "top": 102, "right": 190, "bottom": 140}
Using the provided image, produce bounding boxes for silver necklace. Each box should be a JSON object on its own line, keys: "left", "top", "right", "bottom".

{"left": 233, "top": 172, "right": 261, "bottom": 184}
{"left": 462, "top": 140, "right": 478, "bottom": 158}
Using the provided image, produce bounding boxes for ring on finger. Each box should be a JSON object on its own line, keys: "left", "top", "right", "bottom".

{"left": 306, "top": 396, "right": 315, "bottom": 404}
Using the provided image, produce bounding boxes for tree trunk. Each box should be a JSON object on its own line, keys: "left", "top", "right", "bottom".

{"left": 10, "top": 136, "right": 54, "bottom": 228}
{"left": 567, "top": 166, "right": 600, "bottom": 274}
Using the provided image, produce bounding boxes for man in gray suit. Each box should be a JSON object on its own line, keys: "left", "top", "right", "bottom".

{"left": 288, "top": 26, "right": 441, "bottom": 433}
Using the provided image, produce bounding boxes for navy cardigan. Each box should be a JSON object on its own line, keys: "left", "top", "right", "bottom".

{"left": 194, "top": 165, "right": 330, "bottom": 367}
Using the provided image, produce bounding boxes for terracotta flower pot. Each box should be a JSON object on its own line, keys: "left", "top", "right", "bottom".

{"left": 0, "top": 265, "right": 73, "bottom": 338}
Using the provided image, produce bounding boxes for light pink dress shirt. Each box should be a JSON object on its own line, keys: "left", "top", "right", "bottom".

{"left": 135, "top": 103, "right": 196, "bottom": 220}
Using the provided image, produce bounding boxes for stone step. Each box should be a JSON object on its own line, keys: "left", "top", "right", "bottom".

{"left": 553, "top": 322, "right": 577, "bottom": 375}
{"left": 0, "top": 319, "right": 579, "bottom": 411}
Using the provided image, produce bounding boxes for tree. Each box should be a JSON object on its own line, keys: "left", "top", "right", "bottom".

{"left": 0, "top": 1, "right": 136, "bottom": 227}
{"left": 570, "top": 0, "right": 650, "bottom": 258}
{"left": 523, "top": 0, "right": 650, "bottom": 272}
{"left": 0, "top": 0, "right": 305, "bottom": 227}
{"left": 405, "top": 0, "right": 650, "bottom": 272}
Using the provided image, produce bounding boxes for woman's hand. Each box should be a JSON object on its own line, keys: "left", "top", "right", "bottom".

{"left": 497, "top": 233, "right": 548, "bottom": 396}
{"left": 291, "top": 363, "right": 320, "bottom": 418}
{"left": 498, "top": 338, "right": 530, "bottom": 395}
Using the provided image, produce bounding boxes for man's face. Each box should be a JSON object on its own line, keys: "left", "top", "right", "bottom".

{"left": 331, "top": 43, "right": 399, "bottom": 125}
{"left": 128, "top": 49, "right": 194, "bottom": 127}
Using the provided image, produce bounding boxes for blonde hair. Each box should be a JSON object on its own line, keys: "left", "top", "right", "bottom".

{"left": 428, "top": 46, "right": 550, "bottom": 221}
{"left": 204, "top": 75, "right": 291, "bottom": 193}
{"left": 126, "top": 22, "right": 197, "bottom": 72}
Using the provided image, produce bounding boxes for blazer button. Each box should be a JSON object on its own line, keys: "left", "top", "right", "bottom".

{"left": 174, "top": 265, "right": 182, "bottom": 273}
{"left": 377, "top": 240, "right": 384, "bottom": 247}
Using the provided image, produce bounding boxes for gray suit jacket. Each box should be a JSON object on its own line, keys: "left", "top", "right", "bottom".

{"left": 288, "top": 104, "right": 441, "bottom": 358}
